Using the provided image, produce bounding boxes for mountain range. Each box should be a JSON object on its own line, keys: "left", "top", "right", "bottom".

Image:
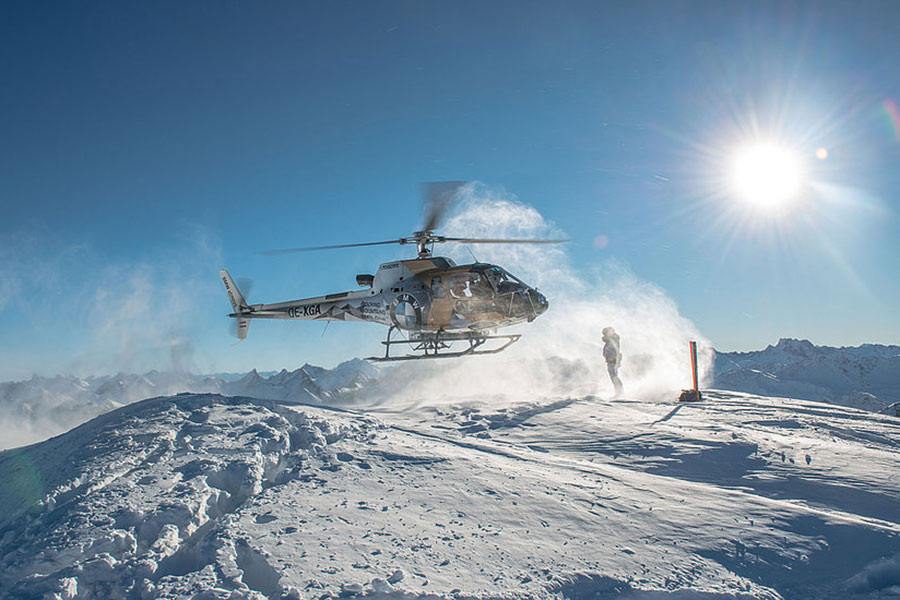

{"left": 713, "top": 338, "right": 900, "bottom": 413}
{"left": 2, "top": 339, "right": 898, "bottom": 451}
{"left": 0, "top": 359, "right": 379, "bottom": 450}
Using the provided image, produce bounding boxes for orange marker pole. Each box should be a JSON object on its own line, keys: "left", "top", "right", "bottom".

{"left": 689, "top": 340, "right": 699, "bottom": 393}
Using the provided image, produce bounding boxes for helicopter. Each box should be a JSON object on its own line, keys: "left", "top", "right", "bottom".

{"left": 220, "top": 183, "right": 564, "bottom": 361}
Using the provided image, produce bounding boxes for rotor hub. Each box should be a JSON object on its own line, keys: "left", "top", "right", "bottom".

{"left": 411, "top": 230, "right": 441, "bottom": 257}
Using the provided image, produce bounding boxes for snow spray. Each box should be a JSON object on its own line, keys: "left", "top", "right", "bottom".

{"left": 370, "top": 184, "right": 713, "bottom": 407}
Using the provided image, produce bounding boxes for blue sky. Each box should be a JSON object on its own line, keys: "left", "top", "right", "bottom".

{"left": 1, "top": 1, "right": 899, "bottom": 378}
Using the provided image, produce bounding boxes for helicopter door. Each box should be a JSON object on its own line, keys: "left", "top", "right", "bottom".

{"left": 448, "top": 272, "right": 493, "bottom": 319}
{"left": 427, "top": 276, "right": 454, "bottom": 329}
{"left": 431, "top": 276, "right": 445, "bottom": 298}
{"left": 448, "top": 273, "right": 478, "bottom": 299}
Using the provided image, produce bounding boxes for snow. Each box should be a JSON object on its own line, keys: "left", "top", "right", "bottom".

{"left": 1, "top": 390, "right": 897, "bottom": 598}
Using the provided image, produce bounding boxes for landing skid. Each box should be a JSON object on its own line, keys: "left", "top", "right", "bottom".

{"left": 368, "top": 327, "right": 522, "bottom": 362}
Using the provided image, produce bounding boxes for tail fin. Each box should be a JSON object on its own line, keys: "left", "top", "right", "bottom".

{"left": 220, "top": 269, "right": 251, "bottom": 340}
{"left": 221, "top": 269, "right": 249, "bottom": 311}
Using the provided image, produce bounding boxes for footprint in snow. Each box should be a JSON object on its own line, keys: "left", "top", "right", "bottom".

{"left": 388, "top": 569, "right": 407, "bottom": 583}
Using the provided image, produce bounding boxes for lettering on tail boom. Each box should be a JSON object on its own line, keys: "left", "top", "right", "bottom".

{"left": 288, "top": 304, "right": 322, "bottom": 318}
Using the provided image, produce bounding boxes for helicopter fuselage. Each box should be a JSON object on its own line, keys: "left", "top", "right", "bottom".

{"left": 228, "top": 256, "right": 548, "bottom": 334}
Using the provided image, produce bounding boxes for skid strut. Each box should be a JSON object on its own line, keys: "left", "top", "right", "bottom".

{"left": 367, "top": 326, "right": 522, "bottom": 362}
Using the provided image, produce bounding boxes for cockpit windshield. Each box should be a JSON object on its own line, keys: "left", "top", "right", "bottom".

{"left": 480, "top": 266, "right": 522, "bottom": 292}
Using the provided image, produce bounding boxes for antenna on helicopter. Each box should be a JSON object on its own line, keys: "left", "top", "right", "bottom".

{"left": 259, "top": 182, "right": 568, "bottom": 259}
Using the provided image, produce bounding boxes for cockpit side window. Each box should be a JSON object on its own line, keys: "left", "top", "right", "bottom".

{"left": 501, "top": 267, "right": 524, "bottom": 284}
{"left": 479, "top": 267, "right": 502, "bottom": 290}
{"left": 431, "top": 276, "right": 445, "bottom": 298}
{"left": 448, "top": 272, "right": 485, "bottom": 299}
{"left": 482, "top": 266, "right": 523, "bottom": 293}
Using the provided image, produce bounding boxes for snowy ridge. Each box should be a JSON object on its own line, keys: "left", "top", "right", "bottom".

{"left": 1, "top": 391, "right": 898, "bottom": 598}
{"left": 0, "top": 359, "right": 379, "bottom": 449}
{"left": 713, "top": 338, "right": 900, "bottom": 413}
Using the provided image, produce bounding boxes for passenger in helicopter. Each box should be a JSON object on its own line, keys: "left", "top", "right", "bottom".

{"left": 449, "top": 272, "right": 494, "bottom": 317}
{"left": 449, "top": 273, "right": 484, "bottom": 299}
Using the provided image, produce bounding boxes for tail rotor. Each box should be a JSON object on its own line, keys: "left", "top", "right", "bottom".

{"left": 220, "top": 269, "right": 253, "bottom": 340}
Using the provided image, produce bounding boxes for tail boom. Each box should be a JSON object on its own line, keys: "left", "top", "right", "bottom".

{"left": 220, "top": 268, "right": 390, "bottom": 337}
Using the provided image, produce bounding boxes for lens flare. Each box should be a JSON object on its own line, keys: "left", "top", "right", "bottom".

{"left": 884, "top": 99, "right": 900, "bottom": 141}
{"left": 731, "top": 143, "right": 802, "bottom": 209}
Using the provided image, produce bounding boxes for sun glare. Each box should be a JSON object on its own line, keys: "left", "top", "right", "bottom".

{"left": 731, "top": 143, "right": 802, "bottom": 209}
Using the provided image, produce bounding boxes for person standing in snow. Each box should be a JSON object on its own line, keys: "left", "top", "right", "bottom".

{"left": 602, "top": 326, "right": 624, "bottom": 397}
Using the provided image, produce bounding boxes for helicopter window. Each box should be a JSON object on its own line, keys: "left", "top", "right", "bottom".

{"left": 483, "top": 266, "right": 520, "bottom": 292}
{"left": 484, "top": 267, "right": 504, "bottom": 288}
{"left": 448, "top": 272, "right": 489, "bottom": 299}
{"left": 431, "top": 277, "right": 445, "bottom": 298}
{"left": 430, "top": 257, "right": 455, "bottom": 268}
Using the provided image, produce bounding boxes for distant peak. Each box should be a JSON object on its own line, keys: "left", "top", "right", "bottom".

{"left": 774, "top": 338, "right": 815, "bottom": 351}
{"left": 238, "top": 369, "right": 262, "bottom": 383}
{"left": 335, "top": 357, "right": 379, "bottom": 374}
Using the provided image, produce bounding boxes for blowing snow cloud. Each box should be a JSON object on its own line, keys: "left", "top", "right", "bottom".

{"left": 367, "top": 184, "right": 712, "bottom": 407}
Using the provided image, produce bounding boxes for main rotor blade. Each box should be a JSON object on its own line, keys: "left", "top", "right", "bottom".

{"left": 421, "top": 181, "right": 467, "bottom": 232}
{"left": 259, "top": 239, "right": 405, "bottom": 256}
{"left": 440, "top": 237, "right": 569, "bottom": 245}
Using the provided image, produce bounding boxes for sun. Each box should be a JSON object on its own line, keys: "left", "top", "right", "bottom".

{"left": 731, "top": 142, "right": 803, "bottom": 209}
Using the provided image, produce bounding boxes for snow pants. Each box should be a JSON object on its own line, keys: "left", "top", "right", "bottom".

{"left": 607, "top": 362, "right": 624, "bottom": 396}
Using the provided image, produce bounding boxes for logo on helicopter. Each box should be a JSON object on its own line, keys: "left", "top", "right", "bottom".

{"left": 390, "top": 293, "right": 421, "bottom": 330}
{"left": 288, "top": 304, "right": 321, "bottom": 318}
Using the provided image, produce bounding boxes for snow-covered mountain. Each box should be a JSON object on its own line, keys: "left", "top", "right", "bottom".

{"left": 3, "top": 338, "right": 899, "bottom": 451}
{"left": 232, "top": 360, "right": 381, "bottom": 404}
{"left": 1, "top": 390, "right": 897, "bottom": 598}
{"left": 714, "top": 338, "right": 900, "bottom": 413}
{"left": 0, "top": 359, "right": 380, "bottom": 450}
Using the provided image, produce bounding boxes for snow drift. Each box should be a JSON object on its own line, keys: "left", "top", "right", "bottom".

{"left": 1, "top": 390, "right": 897, "bottom": 598}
